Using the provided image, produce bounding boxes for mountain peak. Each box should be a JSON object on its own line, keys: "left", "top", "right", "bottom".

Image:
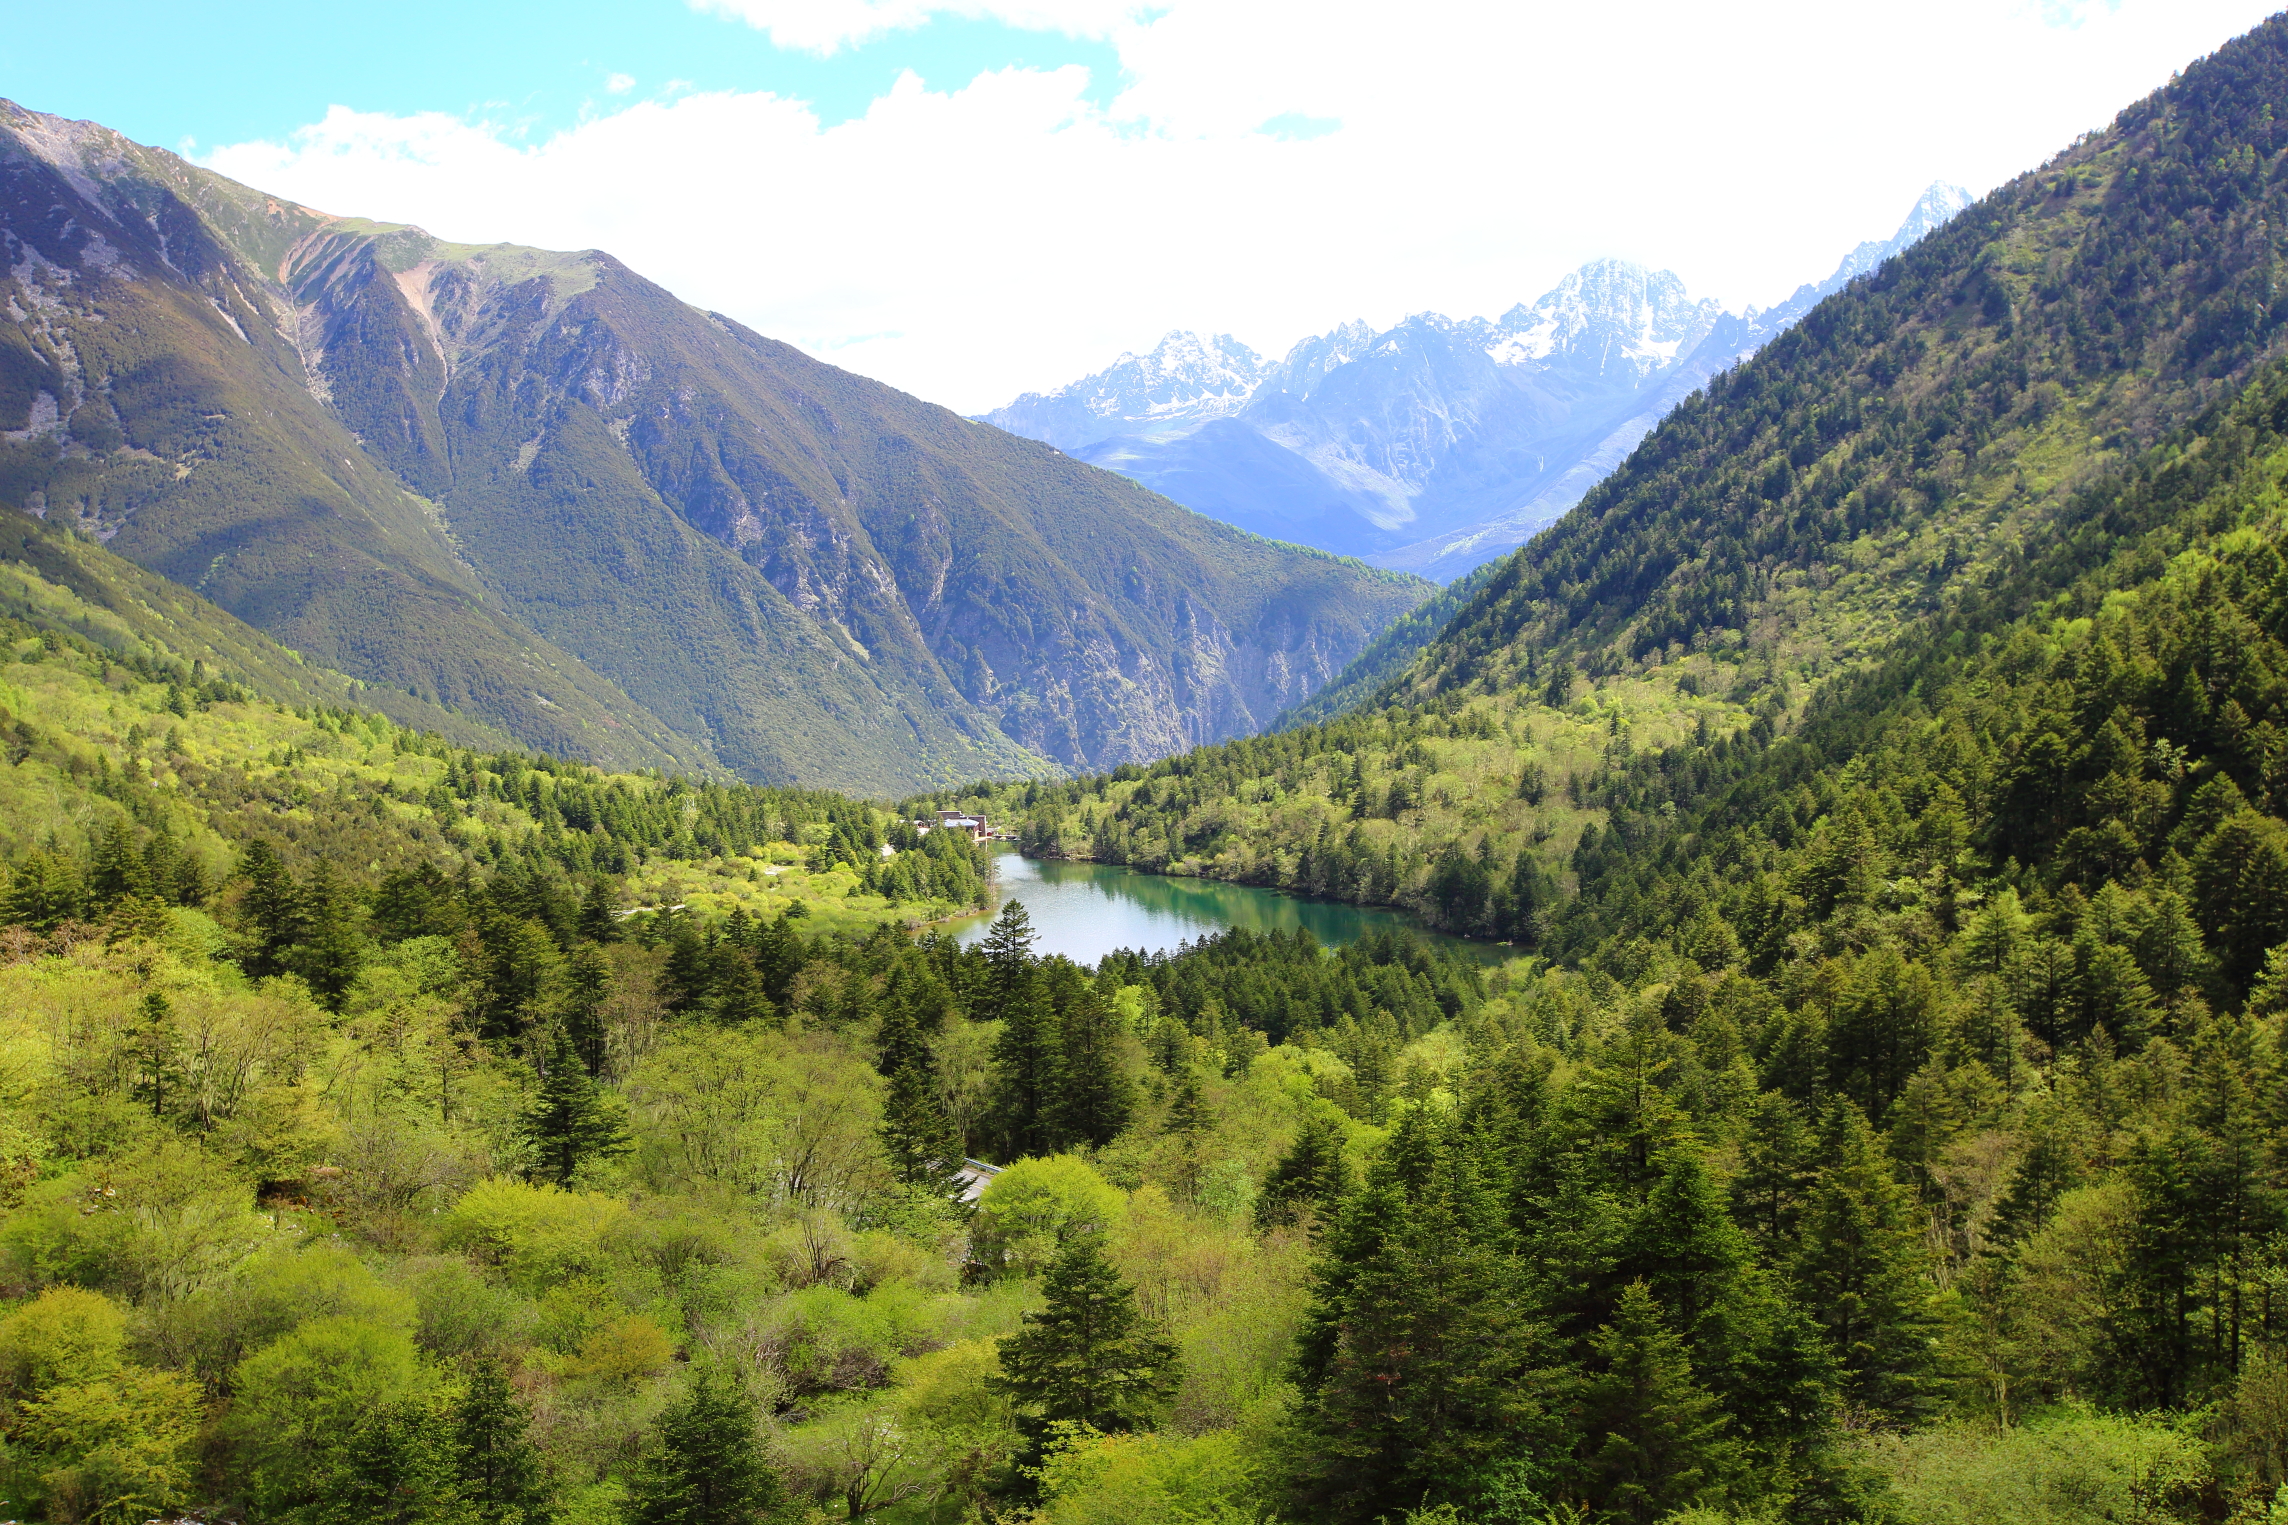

{"left": 977, "top": 328, "right": 1270, "bottom": 449}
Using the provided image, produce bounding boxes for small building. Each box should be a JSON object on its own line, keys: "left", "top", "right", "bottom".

{"left": 934, "top": 808, "right": 991, "bottom": 843}
{"left": 954, "top": 1157, "right": 1002, "bottom": 1205}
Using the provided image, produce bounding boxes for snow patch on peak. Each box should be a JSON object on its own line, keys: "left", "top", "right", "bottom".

{"left": 1487, "top": 258, "right": 1720, "bottom": 382}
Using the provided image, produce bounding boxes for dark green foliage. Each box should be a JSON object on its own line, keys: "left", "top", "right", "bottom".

{"left": 522, "top": 1027, "right": 631, "bottom": 1186}
{"left": 310, "top": 1398, "right": 469, "bottom": 1525}
{"left": 1287, "top": 1121, "right": 1548, "bottom": 1525}
{"left": 877, "top": 1001, "right": 964, "bottom": 1196}
{"left": 1255, "top": 1110, "right": 1355, "bottom": 1229}
{"left": 989, "top": 1231, "right": 1179, "bottom": 1443}
{"left": 1791, "top": 1105, "right": 1944, "bottom": 1422}
{"left": 453, "top": 1360, "right": 554, "bottom": 1525}
{"left": 1569, "top": 1282, "right": 1739, "bottom": 1525}
{"left": 1050, "top": 984, "right": 1135, "bottom": 1149}
{"left": 623, "top": 1368, "right": 784, "bottom": 1525}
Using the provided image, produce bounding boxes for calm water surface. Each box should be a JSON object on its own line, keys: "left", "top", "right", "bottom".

{"left": 940, "top": 853, "right": 1503, "bottom": 965}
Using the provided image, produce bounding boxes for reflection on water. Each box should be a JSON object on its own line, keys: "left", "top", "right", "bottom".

{"left": 939, "top": 853, "right": 1502, "bottom": 966}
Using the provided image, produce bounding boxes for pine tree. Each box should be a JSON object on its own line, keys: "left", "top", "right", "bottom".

{"left": 312, "top": 1397, "right": 466, "bottom": 1525}
{"left": 523, "top": 1026, "right": 630, "bottom": 1185}
{"left": 1165, "top": 1064, "right": 1209, "bottom": 1139}
{"left": 1791, "top": 1103, "right": 1943, "bottom": 1420}
{"left": 238, "top": 840, "right": 306, "bottom": 979}
{"left": 1615, "top": 1151, "right": 1752, "bottom": 1340}
{"left": 1288, "top": 1139, "right": 1543, "bottom": 1525}
{"left": 1256, "top": 1110, "right": 1356, "bottom": 1229}
{"left": 980, "top": 898, "right": 1040, "bottom": 1017}
{"left": 987, "top": 988, "right": 1060, "bottom": 1160}
{"left": 561, "top": 945, "right": 611, "bottom": 1077}
{"left": 576, "top": 879, "right": 622, "bottom": 945}
{"left": 292, "top": 859, "right": 364, "bottom": 1011}
{"left": 624, "top": 1367, "right": 784, "bottom": 1525}
{"left": 877, "top": 1002, "right": 964, "bottom": 1196}
{"left": 989, "top": 1231, "right": 1179, "bottom": 1443}
{"left": 86, "top": 819, "right": 149, "bottom": 907}
{"left": 708, "top": 948, "right": 773, "bottom": 1027}
{"left": 127, "top": 990, "right": 181, "bottom": 1121}
{"left": 1572, "top": 1282, "right": 1739, "bottom": 1525}
{"left": 1987, "top": 1111, "right": 2082, "bottom": 1247}
{"left": 453, "top": 1358, "right": 552, "bottom": 1525}
{"left": 5, "top": 846, "right": 81, "bottom": 931}
{"left": 1730, "top": 1091, "right": 1816, "bottom": 1249}
{"left": 1051, "top": 983, "right": 1135, "bottom": 1149}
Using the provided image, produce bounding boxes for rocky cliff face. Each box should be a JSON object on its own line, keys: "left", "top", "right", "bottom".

{"left": 0, "top": 101, "right": 1428, "bottom": 793}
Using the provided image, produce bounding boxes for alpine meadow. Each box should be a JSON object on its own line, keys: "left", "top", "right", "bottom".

{"left": 11, "top": 10, "right": 2288, "bottom": 1525}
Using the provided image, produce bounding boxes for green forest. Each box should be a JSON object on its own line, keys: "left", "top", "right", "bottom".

{"left": 21, "top": 11, "right": 2288, "bottom": 1525}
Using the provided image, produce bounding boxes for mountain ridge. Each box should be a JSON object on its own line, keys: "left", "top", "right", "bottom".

{"left": 985, "top": 185, "right": 1972, "bottom": 581}
{"left": 0, "top": 100, "right": 1429, "bottom": 796}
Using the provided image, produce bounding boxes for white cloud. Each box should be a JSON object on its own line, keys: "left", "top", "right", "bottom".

{"left": 199, "top": 0, "right": 2283, "bottom": 414}
{"left": 604, "top": 72, "right": 637, "bottom": 94}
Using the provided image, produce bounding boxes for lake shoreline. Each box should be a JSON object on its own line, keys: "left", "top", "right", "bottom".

{"left": 942, "top": 850, "right": 1508, "bottom": 966}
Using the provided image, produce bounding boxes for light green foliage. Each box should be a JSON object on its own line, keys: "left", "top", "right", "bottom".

{"left": 969, "top": 1154, "right": 1127, "bottom": 1276}
{"left": 439, "top": 1177, "right": 630, "bottom": 1293}
{"left": 2, "top": 1138, "right": 267, "bottom": 1303}
{"left": 230, "top": 1314, "right": 437, "bottom": 1514}
{"left": 1030, "top": 1422, "right": 1269, "bottom": 1525}
{"left": 1866, "top": 1409, "right": 2206, "bottom": 1525}
{"left": 0, "top": 1285, "right": 128, "bottom": 1394}
{"left": 627, "top": 1025, "right": 888, "bottom": 1210}
{"left": 9, "top": 1364, "right": 203, "bottom": 1525}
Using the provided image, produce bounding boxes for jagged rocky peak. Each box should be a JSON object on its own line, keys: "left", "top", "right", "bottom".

{"left": 1821, "top": 181, "right": 1975, "bottom": 289}
{"left": 979, "top": 329, "right": 1270, "bottom": 448}
{"left": 1487, "top": 258, "right": 1723, "bottom": 382}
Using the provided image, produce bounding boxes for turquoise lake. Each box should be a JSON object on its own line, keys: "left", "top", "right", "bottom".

{"left": 939, "top": 852, "right": 1504, "bottom": 965}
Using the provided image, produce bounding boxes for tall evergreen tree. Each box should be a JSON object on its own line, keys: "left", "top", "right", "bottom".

{"left": 979, "top": 899, "right": 1039, "bottom": 1024}
{"left": 127, "top": 991, "right": 181, "bottom": 1121}
{"left": 1051, "top": 983, "right": 1135, "bottom": 1149}
{"left": 293, "top": 859, "right": 364, "bottom": 1011}
{"left": 238, "top": 840, "right": 306, "bottom": 979}
{"left": 1730, "top": 1092, "right": 1817, "bottom": 1250}
{"left": 989, "top": 1231, "right": 1179, "bottom": 1444}
{"left": 1288, "top": 1137, "right": 1545, "bottom": 1525}
{"left": 5, "top": 846, "right": 81, "bottom": 931}
{"left": 453, "top": 1358, "right": 553, "bottom": 1525}
{"left": 623, "top": 1367, "right": 784, "bottom": 1525}
{"left": 1791, "top": 1103, "right": 1944, "bottom": 1420}
{"left": 1571, "top": 1282, "right": 1739, "bottom": 1525}
{"left": 876, "top": 1001, "right": 964, "bottom": 1196}
{"left": 561, "top": 945, "right": 611, "bottom": 1077}
{"left": 986, "top": 983, "right": 1060, "bottom": 1161}
{"left": 523, "top": 1026, "right": 630, "bottom": 1185}
{"left": 1256, "top": 1110, "right": 1356, "bottom": 1229}
{"left": 312, "top": 1397, "right": 466, "bottom": 1525}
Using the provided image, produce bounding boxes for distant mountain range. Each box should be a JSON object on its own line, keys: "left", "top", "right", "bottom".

{"left": 0, "top": 101, "right": 1427, "bottom": 794}
{"left": 983, "top": 184, "right": 1971, "bottom": 581}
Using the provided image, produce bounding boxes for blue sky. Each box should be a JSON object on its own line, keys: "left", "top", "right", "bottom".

{"left": 0, "top": 0, "right": 1122, "bottom": 148}
{"left": 11, "top": 1, "right": 2282, "bottom": 412}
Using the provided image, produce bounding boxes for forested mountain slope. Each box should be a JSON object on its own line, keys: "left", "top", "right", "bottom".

{"left": 0, "top": 101, "right": 1427, "bottom": 794}
{"left": 963, "top": 16, "right": 2288, "bottom": 930}
{"left": 1415, "top": 18, "right": 2288, "bottom": 704}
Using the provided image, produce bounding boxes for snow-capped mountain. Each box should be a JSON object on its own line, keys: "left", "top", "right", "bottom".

{"left": 981, "top": 331, "right": 1271, "bottom": 450}
{"left": 979, "top": 184, "right": 1974, "bottom": 580}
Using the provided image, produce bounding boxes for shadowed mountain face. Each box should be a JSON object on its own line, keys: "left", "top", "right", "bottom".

{"left": 987, "top": 186, "right": 1972, "bottom": 582}
{"left": 0, "top": 103, "right": 1428, "bottom": 795}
